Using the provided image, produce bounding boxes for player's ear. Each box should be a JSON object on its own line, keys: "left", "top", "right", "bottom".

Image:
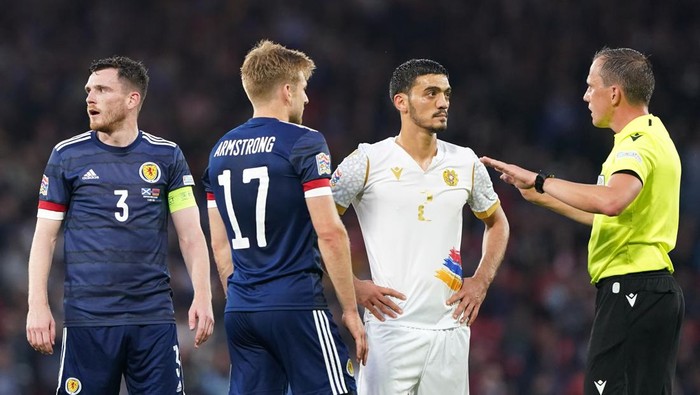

{"left": 127, "top": 91, "right": 141, "bottom": 110}
{"left": 282, "top": 83, "right": 294, "bottom": 105}
{"left": 393, "top": 93, "right": 408, "bottom": 113}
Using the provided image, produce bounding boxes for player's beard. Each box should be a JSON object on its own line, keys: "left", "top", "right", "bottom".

{"left": 89, "top": 106, "right": 127, "bottom": 133}
{"left": 408, "top": 101, "right": 448, "bottom": 134}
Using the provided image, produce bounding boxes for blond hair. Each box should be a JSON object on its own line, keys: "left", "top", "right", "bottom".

{"left": 241, "top": 40, "right": 315, "bottom": 103}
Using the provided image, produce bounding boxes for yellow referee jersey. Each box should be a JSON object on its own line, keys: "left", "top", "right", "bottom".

{"left": 588, "top": 114, "right": 681, "bottom": 283}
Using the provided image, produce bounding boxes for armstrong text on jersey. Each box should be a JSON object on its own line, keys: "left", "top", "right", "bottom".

{"left": 213, "top": 136, "right": 276, "bottom": 157}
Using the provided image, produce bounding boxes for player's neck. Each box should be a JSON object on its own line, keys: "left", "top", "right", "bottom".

{"left": 96, "top": 125, "right": 139, "bottom": 147}
{"left": 252, "top": 103, "right": 290, "bottom": 123}
{"left": 395, "top": 129, "right": 437, "bottom": 171}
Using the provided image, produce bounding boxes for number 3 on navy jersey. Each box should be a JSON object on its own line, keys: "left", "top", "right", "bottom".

{"left": 217, "top": 167, "right": 269, "bottom": 249}
{"left": 114, "top": 190, "right": 129, "bottom": 222}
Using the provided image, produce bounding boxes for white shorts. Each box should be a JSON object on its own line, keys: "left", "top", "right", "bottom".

{"left": 358, "top": 322, "right": 470, "bottom": 395}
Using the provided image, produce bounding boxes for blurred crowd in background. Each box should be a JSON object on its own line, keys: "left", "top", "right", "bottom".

{"left": 2, "top": 0, "right": 700, "bottom": 394}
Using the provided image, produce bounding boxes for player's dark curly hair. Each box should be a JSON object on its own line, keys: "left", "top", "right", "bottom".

{"left": 593, "top": 47, "right": 654, "bottom": 106}
{"left": 89, "top": 56, "right": 149, "bottom": 100}
{"left": 389, "top": 59, "right": 448, "bottom": 100}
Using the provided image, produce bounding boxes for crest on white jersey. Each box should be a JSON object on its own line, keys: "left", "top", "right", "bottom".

{"left": 443, "top": 169, "right": 458, "bottom": 186}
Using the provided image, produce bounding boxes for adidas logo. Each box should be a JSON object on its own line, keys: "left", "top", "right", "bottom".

{"left": 82, "top": 169, "right": 100, "bottom": 180}
{"left": 594, "top": 380, "right": 606, "bottom": 394}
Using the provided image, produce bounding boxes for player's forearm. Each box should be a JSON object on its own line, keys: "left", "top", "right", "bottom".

{"left": 211, "top": 242, "right": 233, "bottom": 294}
{"left": 179, "top": 236, "right": 213, "bottom": 300}
{"left": 207, "top": 207, "right": 233, "bottom": 295}
{"left": 318, "top": 234, "right": 359, "bottom": 314}
{"left": 28, "top": 255, "right": 53, "bottom": 307}
{"left": 27, "top": 220, "right": 60, "bottom": 306}
{"left": 473, "top": 210, "right": 509, "bottom": 286}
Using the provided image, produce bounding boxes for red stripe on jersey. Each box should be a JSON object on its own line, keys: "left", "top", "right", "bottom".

{"left": 38, "top": 201, "right": 67, "bottom": 212}
{"left": 207, "top": 192, "right": 215, "bottom": 201}
{"left": 303, "top": 178, "right": 331, "bottom": 192}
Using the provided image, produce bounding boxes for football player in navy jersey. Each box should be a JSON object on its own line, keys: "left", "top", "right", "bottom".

{"left": 203, "top": 40, "right": 367, "bottom": 395}
{"left": 26, "top": 56, "right": 214, "bottom": 395}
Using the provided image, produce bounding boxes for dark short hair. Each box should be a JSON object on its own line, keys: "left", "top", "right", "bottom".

{"left": 389, "top": 59, "right": 448, "bottom": 99}
{"left": 89, "top": 56, "right": 149, "bottom": 100}
{"left": 593, "top": 47, "right": 655, "bottom": 106}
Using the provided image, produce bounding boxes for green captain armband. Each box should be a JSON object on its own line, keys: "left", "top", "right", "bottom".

{"left": 168, "top": 186, "right": 197, "bottom": 213}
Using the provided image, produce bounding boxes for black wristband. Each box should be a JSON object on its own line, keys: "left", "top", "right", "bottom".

{"left": 534, "top": 171, "right": 554, "bottom": 194}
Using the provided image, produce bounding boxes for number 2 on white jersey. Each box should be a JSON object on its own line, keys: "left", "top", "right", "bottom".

{"left": 217, "top": 167, "right": 269, "bottom": 249}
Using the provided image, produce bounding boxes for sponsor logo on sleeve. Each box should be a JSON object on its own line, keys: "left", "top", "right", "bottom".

{"left": 330, "top": 168, "right": 342, "bottom": 187}
{"left": 40, "top": 174, "right": 49, "bottom": 196}
{"left": 615, "top": 151, "right": 642, "bottom": 163}
{"left": 183, "top": 175, "right": 195, "bottom": 186}
{"left": 316, "top": 152, "right": 331, "bottom": 175}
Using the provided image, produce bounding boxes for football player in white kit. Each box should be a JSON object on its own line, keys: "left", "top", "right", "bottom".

{"left": 331, "top": 59, "right": 510, "bottom": 395}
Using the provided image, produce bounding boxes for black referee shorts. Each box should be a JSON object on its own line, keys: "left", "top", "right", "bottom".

{"left": 584, "top": 269, "right": 684, "bottom": 395}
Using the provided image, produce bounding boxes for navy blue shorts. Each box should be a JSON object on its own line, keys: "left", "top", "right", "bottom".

{"left": 57, "top": 324, "right": 184, "bottom": 395}
{"left": 225, "top": 309, "right": 356, "bottom": 395}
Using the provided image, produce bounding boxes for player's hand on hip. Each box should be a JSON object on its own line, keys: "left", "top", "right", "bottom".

{"left": 26, "top": 305, "right": 56, "bottom": 355}
{"left": 342, "top": 311, "right": 368, "bottom": 365}
{"left": 189, "top": 298, "right": 215, "bottom": 348}
{"left": 354, "top": 279, "right": 405, "bottom": 321}
{"left": 446, "top": 276, "right": 488, "bottom": 326}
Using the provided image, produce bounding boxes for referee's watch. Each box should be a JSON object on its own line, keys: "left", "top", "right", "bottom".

{"left": 534, "top": 171, "right": 554, "bottom": 194}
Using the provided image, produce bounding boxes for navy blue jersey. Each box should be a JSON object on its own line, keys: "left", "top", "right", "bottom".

{"left": 203, "top": 117, "right": 333, "bottom": 312}
{"left": 38, "top": 131, "right": 195, "bottom": 326}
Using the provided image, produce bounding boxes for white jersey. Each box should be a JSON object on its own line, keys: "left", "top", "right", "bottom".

{"left": 331, "top": 137, "right": 499, "bottom": 329}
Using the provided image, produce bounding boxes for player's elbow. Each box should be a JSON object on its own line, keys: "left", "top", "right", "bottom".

{"left": 315, "top": 222, "right": 349, "bottom": 244}
{"left": 210, "top": 238, "right": 229, "bottom": 258}
{"left": 598, "top": 200, "right": 627, "bottom": 217}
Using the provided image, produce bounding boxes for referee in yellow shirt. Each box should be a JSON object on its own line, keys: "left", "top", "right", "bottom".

{"left": 481, "top": 47, "right": 684, "bottom": 395}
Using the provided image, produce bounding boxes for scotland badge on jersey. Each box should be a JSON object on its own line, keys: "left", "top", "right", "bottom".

{"left": 316, "top": 152, "right": 331, "bottom": 175}
{"left": 65, "top": 377, "right": 82, "bottom": 394}
{"left": 139, "top": 162, "right": 162, "bottom": 183}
